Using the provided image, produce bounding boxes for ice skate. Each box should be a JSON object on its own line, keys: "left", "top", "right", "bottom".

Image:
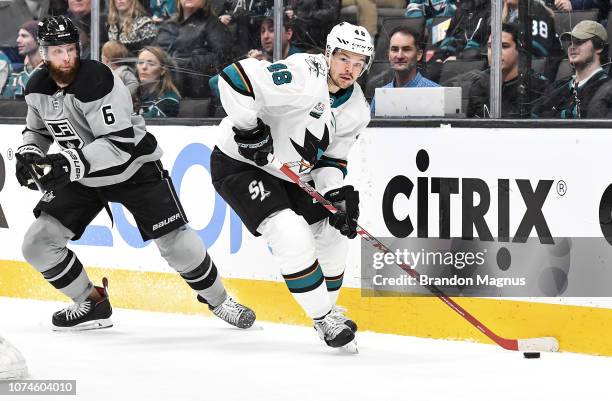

{"left": 0, "top": 337, "right": 27, "bottom": 380}
{"left": 314, "top": 311, "right": 355, "bottom": 349}
{"left": 330, "top": 305, "right": 358, "bottom": 333}
{"left": 52, "top": 278, "right": 113, "bottom": 331}
{"left": 198, "top": 295, "right": 256, "bottom": 329}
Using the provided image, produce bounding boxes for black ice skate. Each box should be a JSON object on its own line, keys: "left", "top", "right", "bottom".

{"left": 314, "top": 311, "right": 355, "bottom": 348}
{"left": 197, "top": 295, "right": 256, "bottom": 329}
{"left": 52, "top": 278, "right": 113, "bottom": 331}
{"left": 330, "top": 305, "right": 358, "bottom": 333}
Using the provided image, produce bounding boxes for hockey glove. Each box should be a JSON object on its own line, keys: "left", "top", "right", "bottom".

{"left": 233, "top": 118, "right": 273, "bottom": 167}
{"left": 37, "top": 149, "right": 87, "bottom": 192}
{"left": 325, "top": 185, "right": 360, "bottom": 239}
{"left": 15, "top": 144, "right": 45, "bottom": 190}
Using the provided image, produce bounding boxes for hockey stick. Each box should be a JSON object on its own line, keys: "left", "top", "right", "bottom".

{"left": 267, "top": 154, "right": 559, "bottom": 353}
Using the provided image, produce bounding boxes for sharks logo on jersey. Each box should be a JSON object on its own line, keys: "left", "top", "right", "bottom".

{"left": 289, "top": 124, "right": 330, "bottom": 172}
{"left": 305, "top": 56, "right": 327, "bottom": 78}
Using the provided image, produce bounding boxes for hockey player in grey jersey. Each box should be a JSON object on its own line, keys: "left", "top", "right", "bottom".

{"left": 15, "top": 16, "right": 255, "bottom": 331}
{"left": 212, "top": 22, "right": 372, "bottom": 349}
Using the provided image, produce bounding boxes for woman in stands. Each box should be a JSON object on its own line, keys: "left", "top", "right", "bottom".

{"left": 135, "top": 46, "right": 181, "bottom": 118}
{"left": 107, "top": 0, "right": 158, "bottom": 54}
{"left": 155, "top": 0, "right": 232, "bottom": 98}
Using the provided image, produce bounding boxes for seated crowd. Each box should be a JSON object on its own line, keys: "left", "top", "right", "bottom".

{"left": 1, "top": 0, "right": 612, "bottom": 119}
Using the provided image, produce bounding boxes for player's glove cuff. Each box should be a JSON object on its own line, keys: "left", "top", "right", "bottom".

{"left": 58, "top": 148, "right": 88, "bottom": 182}
{"left": 17, "top": 144, "right": 45, "bottom": 159}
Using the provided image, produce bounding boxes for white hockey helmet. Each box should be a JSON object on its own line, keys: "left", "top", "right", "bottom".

{"left": 325, "top": 22, "right": 375, "bottom": 77}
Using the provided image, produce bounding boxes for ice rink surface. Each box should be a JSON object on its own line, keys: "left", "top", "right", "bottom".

{"left": 1, "top": 296, "right": 610, "bottom": 401}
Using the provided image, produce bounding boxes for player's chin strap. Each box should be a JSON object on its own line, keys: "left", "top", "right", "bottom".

{"left": 266, "top": 153, "right": 559, "bottom": 353}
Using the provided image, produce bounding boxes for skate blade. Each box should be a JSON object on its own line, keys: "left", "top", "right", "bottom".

{"left": 340, "top": 339, "right": 359, "bottom": 354}
{"left": 52, "top": 318, "right": 113, "bottom": 332}
{"left": 0, "top": 365, "right": 27, "bottom": 380}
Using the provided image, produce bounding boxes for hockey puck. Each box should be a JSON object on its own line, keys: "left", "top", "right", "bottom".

{"left": 523, "top": 352, "right": 541, "bottom": 359}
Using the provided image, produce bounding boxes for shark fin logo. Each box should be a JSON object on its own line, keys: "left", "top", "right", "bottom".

{"left": 290, "top": 124, "right": 330, "bottom": 172}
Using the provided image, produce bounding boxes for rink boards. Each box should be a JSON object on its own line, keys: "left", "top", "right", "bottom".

{"left": 1, "top": 123, "right": 612, "bottom": 355}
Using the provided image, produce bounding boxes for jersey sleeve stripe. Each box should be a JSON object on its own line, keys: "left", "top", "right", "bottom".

{"left": 312, "top": 155, "right": 348, "bottom": 177}
{"left": 220, "top": 62, "right": 255, "bottom": 99}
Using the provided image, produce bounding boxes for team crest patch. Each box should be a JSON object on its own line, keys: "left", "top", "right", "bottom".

{"left": 43, "top": 119, "right": 84, "bottom": 149}
{"left": 309, "top": 102, "right": 326, "bottom": 119}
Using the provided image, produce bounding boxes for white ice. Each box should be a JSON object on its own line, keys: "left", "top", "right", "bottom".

{"left": 1, "top": 296, "right": 610, "bottom": 401}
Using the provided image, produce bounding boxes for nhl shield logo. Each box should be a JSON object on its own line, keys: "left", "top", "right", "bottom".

{"left": 41, "top": 191, "right": 55, "bottom": 203}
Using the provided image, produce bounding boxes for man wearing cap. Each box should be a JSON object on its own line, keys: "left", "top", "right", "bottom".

{"left": 533, "top": 20, "right": 610, "bottom": 118}
{"left": 1, "top": 20, "right": 43, "bottom": 99}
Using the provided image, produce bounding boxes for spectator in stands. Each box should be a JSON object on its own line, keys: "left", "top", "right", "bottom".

{"left": 107, "top": 0, "right": 158, "bottom": 54}
{"left": 102, "top": 40, "right": 139, "bottom": 97}
{"left": 150, "top": 0, "right": 177, "bottom": 23}
{"left": 502, "top": 0, "right": 562, "bottom": 81}
{"left": 66, "top": 0, "right": 108, "bottom": 59}
{"left": 433, "top": 0, "right": 490, "bottom": 62}
{"left": 371, "top": 26, "right": 439, "bottom": 115}
{"left": 0, "top": 53, "right": 10, "bottom": 95}
{"left": 285, "top": 0, "right": 340, "bottom": 49}
{"left": 341, "top": 0, "right": 377, "bottom": 36}
{"left": 208, "top": 14, "right": 303, "bottom": 98}
{"left": 550, "top": 0, "right": 608, "bottom": 20}
{"left": 405, "top": 0, "right": 456, "bottom": 25}
{"left": 213, "top": 0, "right": 266, "bottom": 56}
{"left": 502, "top": 0, "right": 560, "bottom": 58}
{"left": 1, "top": 20, "right": 43, "bottom": 99}
{"left": 135, "top": 46, "right": 181, "bottom": 117}
{"left": 252, "top": 15, "right": 302, "bottom": 61}
{"left": 156, "top": 0, "right": 232, "bottom": 97}
{"left": 19, "top": 0, "right": 49, "bottom": 19}
{"left": 467, "top": 23, "right": 549, "bottom": 118}
{"left": 533, "top": 21, "right": 610, "bottom": 118}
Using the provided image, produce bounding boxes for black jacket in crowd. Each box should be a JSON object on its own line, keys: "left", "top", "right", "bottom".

{"left": 532, "top": 69, "right": 611, "bottom": 118}
{"left": 467, "top": 68, "right": 550, "bottom": 118}
{"left": 156, "top": 8, "right": 232, "bottom": 97}
{"left": 286, "top": 0, "right": 339, "bottom": 49}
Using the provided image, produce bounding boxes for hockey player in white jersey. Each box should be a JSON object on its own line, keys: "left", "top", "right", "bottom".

{"left": 15, "top": 16, "right": 255, "bottom": 331}
{"left": 211, "top": 22, "right": 372, "bottom": 349}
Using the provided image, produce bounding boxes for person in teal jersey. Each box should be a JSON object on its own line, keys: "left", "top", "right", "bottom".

{"left": 2, "top": 20, "right": 43, "bottom": 99}
{"left": 135, "top": 46, "right": 181, "bottom": 118}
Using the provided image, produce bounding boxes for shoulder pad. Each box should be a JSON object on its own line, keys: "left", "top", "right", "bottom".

{"left": 65, "top": 60, "right": 114, "bottom": 102}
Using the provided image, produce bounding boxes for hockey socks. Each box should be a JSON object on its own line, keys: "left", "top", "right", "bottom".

{"left": 324, "top": 272, "right": 344, "bottom": 304}
{"left": 282, "top": 260, "right": 332, "bottom": 319}
{"left": 180, "top": 253, "right": 227, "bottom": 307}
{"left": 41, "top": 249, "right": 94, "bottom": 303}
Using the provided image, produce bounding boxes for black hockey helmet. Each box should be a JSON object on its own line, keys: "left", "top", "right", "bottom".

{"left": 37, "top": 16, "right": 80, "bottom": 47}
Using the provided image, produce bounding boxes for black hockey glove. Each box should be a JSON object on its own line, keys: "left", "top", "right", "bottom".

{"left": 15, "top": 144, "right": 45, "bottom": 190}
{"left": 37, "top": 149, "right": 87, "bottom": 192}
{"left": 325, "top": 185, "right": 360, "bottom": 239}
{"left": 232, "top": 118, "right": 273, "bottom": 167}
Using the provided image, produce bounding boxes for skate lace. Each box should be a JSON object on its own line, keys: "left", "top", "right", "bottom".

{"left": 316, "top": 314, "right": 347, "bottom": 340}
{"left": 61, "top": 301, "right": 91, "bottom": 321}
{"left": 329, "top": 305, "right": 349, "bottom": 324}
{"left": 211, "top": 297, "right": 244, "bottom": 325}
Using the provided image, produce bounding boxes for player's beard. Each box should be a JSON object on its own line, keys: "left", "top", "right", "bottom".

{"left": 47, "top": 58, "right": 80, "bottom": 87}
